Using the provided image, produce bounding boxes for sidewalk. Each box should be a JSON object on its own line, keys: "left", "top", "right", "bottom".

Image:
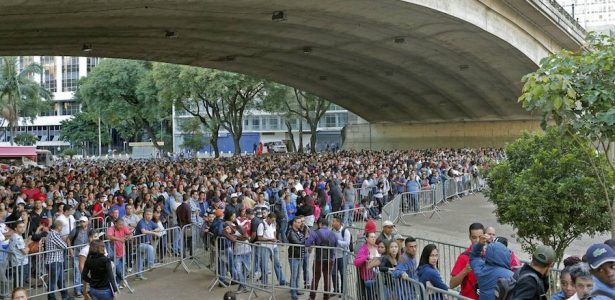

{"left": 394, "top": 192, "right": 607, "bottom": 260}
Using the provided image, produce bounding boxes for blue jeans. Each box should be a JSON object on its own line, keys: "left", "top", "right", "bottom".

{"left": 289, "top": 258, "right": 302, "bottom": 299}
{"left": 234, "top": 253, "right": 250, "bottom": 288}
{"left": 88, "top": 286, "right": 114, "bottom": 300}
{"left": 364, "top": 279, "right": 377, "bottom": 300}
{"left": 114, "top": 257, "right": 124, "bottom": 283}
{"left": 279, "top": 220, "right": 288, "bottom": 243}
{"left": 218, "top": 244, "right": 235, "bottom": 282}
{"left": 259, "top": 246, "right": 285, "bottom": 285}
{"left": 302, "top": 251, "right": 310, "bottom": 287}
{"left": 332, "top": 257, "right": 346, "bottom": 293}
{"left": 73, "top": 254, "right": 82, "bottom": 295}
{"left": 48, "top": 261, "right": 68, "bottom": 300}
{"left": 137, "top": 243, "right": 155, "bottom": 274}
{"left": 172, "top": 227, "right": 181, "bottom": 254}
{"left": 343, "top": 201, "right": 354, "bottom": 226}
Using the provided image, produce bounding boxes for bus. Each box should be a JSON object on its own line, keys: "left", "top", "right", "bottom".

{"left": 0, "top": 146, "right": 52, "bottom": 170}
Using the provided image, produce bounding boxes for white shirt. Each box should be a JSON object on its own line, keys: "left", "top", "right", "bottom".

{"left": 257, "top": 221, "right": 277, "bottom": 249}
{"left": 56, "top": 214, "right": 75, "bottom": 237}
{"left": 79, "top": 245, "right": 108, "bottom": 257}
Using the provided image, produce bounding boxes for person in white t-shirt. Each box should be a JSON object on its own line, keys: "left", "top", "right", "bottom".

{"left": 256, "top": 212, "right": 286, "bottom": 286}
{"left": 56, "top": 204, "right": 76, "bottom": 238}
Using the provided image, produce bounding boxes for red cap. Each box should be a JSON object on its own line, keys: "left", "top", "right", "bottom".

{"left": 365, "top": 219, "right": 377, "bottom": 234}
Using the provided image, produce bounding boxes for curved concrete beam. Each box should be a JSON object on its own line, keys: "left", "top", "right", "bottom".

{"left": 0, "top": 0, "right": 583, "bottom": 123}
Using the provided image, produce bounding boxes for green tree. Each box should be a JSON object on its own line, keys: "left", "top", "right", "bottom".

{"left": 0, "top": 57, "right": 52, "bottom": 145}
{"left": 59, "top": 112, "right": 110, "bottom": 155}
{"left": 78, "top": 59, "right": 170, "bottom": 152}
{"left": 260, "top": 84, "right": 299, "bottom": 152}
{"left": 153, "top": 63, "right": 222, "bottom": 157}
{"left": 518, "top": 34, "right": 615, "bottom": 235}
{"left": 211, "top": 71, "right": 266, "bottom": 156}
{"left": 486, "top": 128, "right": 612, "bottom": 264}
{"left": 14, "top": 133, "right": 38, "bottom": 146}
{"left": 290, "top": 88, "right": 330, "bottom": 153}
{"left": 62, "top": 148, "right": 78, "bottom": 159}
{"left": 180, "top": 117, "right": 207, "bottom": 152}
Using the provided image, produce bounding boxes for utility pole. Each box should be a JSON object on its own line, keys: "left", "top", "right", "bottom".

{"left": 98, "top": 114, "right": 102, "bottom": 156}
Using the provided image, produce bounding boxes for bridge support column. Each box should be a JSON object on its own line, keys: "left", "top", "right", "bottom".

{"left": 342, "top": 120, "right": 541, "bottom": 150}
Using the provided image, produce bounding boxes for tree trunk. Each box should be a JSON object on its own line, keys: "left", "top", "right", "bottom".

{"left": 9, "top": 125, "right": 15, "bottom": 146}
{"left": 142, "top": 119, "right": 164, "bottom": 152}
{"left": 298, "top": 120, "right": 304, "bottom": 153}
{"left": 611, "top": 204, "right": 615, "bottom": 239}
{"left": 232, "top": 135, "right": 241, "bottom": 156}
{"left": 284, "top": 121, "right": 296, "bottom": 152}
{"left": 310, "top": 126, "right": 317, "bottom": 153}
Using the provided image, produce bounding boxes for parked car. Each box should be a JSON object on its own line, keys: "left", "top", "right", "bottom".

{"left": 268, "top": 141, "right": 288, "bottom": 153}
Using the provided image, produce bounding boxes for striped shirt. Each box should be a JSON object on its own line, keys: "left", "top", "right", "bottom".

{"left": 45, "top": 229, "right": 67, "bottom": 264}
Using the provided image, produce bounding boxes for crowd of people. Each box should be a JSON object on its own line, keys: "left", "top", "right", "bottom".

{"left": 2, "top": 148, "right": 611, "bottom": 300}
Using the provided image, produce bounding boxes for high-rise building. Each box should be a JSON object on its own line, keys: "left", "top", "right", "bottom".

{"left": 558, "top": 0, "right": 615, "bottom": 34}
{"left": 0, "top": 56, "right": 101, "bottom": 153}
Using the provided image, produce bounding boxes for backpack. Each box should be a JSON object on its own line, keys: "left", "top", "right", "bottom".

{"left": 341, "top": 227, "right": 354, "bottom": 252}
{"left": 495, "top": 271, "right": 543, "bottom": 300}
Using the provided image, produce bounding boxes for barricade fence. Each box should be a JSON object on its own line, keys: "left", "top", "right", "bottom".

{"left": 414, "top": 237, "right": 466, "bottom": 286}
{"left": 0, "top": 224, "right": 183, "bottom": 299}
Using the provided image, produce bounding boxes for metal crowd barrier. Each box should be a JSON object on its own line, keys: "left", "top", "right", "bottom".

{"left": 414, "top": 237, "right": 466, "bottom": 287}
{"left": 381, "top": 175, "right": 483, "bottom": 226}
{"left": 209, "top": 236, "right": 359, "bottom": 300}
{"left": 0, "top": 224, "right": 183, "bottom": 299}
{"left": 0, "top": 237, "right": 114, "bottom": 299}
{"left": 426, "top": 285, "right": 473, "bottom": 300}
{"left": 174, "top": 223, "right": 215, "bottom": 274}
{"left": 325, "top": 207, "right": 366, "bottom": 229}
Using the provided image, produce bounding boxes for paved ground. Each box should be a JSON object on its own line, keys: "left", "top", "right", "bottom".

{"left": 396, "top": 192, "right": 608, "bottom": 260}
{"left": 34, "top": 193, "right": 608, "bottom": 300}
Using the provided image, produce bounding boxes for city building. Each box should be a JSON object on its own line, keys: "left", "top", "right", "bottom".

{"left": 558, "top": 0, "right": 615, "bottom": 34}
{"left": 172, "top": 103, "right": 357, "bottom": 155}
{"left": 0, "top": 56, "right": 101, "bottom": 153}
{"left": 1, "top": 55, "right": 355, "bottom": 155}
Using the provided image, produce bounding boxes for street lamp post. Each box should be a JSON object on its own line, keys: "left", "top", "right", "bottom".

{"left": 123, "top": 141, "right": 127, "bottom": 153}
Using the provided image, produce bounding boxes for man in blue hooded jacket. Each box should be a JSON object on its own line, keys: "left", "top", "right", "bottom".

{"left": 469, "top": 234, "right": 513, "bottom": 300}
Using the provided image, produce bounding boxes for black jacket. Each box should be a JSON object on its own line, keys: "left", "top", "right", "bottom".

{"left": 82, "top": 254, "right": 119, "bottom": 293}
{"left": 510, "top": 264, "right": 549, "bottom": 300}
{"left": 287, "top": 227, "right": 307, "bottom": 258}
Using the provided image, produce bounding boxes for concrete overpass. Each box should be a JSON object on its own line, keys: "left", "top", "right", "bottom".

{"left": 0, "top": 0, "right": 586, "bottom": 148}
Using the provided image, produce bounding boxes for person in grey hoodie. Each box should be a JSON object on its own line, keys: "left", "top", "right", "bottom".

{"left": 469, "top": 234, "right": 513, "bottom": 300}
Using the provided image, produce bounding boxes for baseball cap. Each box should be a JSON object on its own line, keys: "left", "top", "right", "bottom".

{"left": 231, "top": 193, "right": 238, "bottom": 198}
{"left": 78, "top": 216, "right": 89, "bottom": 223}
{"left": 382, "top": 220, "right": 395, "bottom": 227}
{"left": 586, "top": 243, "right": 615, "bottom": 270}
{"left": 533, "top": 245, "right": 556, "bottom": 265}
{"left": 394, "top": 234, "right": 405, "bottom": 241}
{"left": 493, "top": 236, "right": 509, "bottom": 247}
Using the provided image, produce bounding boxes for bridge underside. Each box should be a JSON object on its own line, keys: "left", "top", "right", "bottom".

{"left": 0, "top": 0, "right": 583, "bottom": 125}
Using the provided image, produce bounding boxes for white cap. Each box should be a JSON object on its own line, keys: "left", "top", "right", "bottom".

{"left": 230, "top": 193, "right": 238, "bottom": 198}
{"left": 78, "top": 216, "right": 89, "bottom": 223}
{"left": 382, "top": 220, "right": 395, "bottom": 227}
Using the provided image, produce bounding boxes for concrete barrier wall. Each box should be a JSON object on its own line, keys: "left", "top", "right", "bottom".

{"left": 342, "top": 120, "right": 541, "bottom": 150}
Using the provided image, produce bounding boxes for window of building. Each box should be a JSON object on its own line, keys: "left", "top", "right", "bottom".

{"left": 86, "top": 57, "right": 101, "bottom": 73}
{"left": 252, "top": 117, "right": 260, "bottom": 130}
{"left": 324, "top": 114, "right": 337, "bottom": 127}
{"left": 267, "top": 117, "right": 279, "bottom": 130}
{"left": 40, "top": 56, "right": 57, "bottom": 93}
{"left": 61, "top": 102, "right": 80, "bottom": 115}
{"left": 62, "top": 56, "right": 79, "bottom": 92}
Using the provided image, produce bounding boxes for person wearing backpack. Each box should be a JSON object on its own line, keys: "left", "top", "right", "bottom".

{"left": 469, "top": 233, "right": 513, "bottom": 300}
{"left": 331, "top": 216, "right": 352, "bottom": 296}
{"left": 305, "top": 218, "right": 338, "bottom": 300}
{"left": 507, "top": 245, "right": 555, "bottom": 300}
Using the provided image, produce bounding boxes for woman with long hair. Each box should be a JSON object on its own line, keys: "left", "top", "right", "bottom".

{"left": 354, "top": 231, "right": 381, "bottom": 300}
{"left": 379, "top": 240, "right": 401, "bottom": 299}
{"left": 81, "top": 239, "right": 118, "bottom": 300}
{"left": 417, "top": 244, "right": 448, "bottom": 299}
